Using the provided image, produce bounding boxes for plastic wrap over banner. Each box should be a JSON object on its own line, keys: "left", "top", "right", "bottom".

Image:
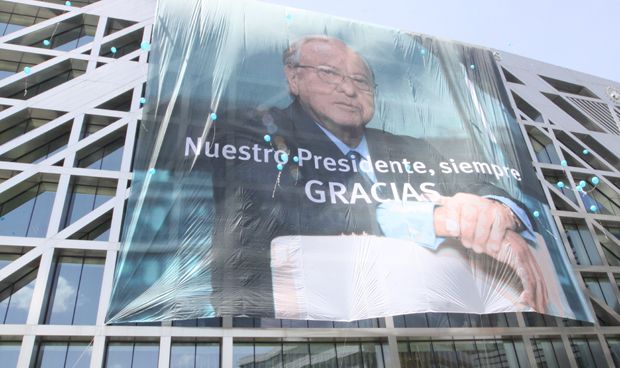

{"left": 106, "top": 0, "right": 593, "bottom": 323}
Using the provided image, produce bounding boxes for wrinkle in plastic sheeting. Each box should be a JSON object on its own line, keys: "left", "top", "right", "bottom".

{"left": 106, "top": 0, "right": 593, "bottom": 323}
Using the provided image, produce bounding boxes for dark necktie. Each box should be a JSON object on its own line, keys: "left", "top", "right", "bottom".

{"left": 347, "top": 150, "right": 375, "bottom": 188}
{"left": 345, "top": 150, "right": 381, "bottom": 234}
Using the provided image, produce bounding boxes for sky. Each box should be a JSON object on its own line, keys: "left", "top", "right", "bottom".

{"left": 262, "top": 0, "right": 620, "bottom": 83}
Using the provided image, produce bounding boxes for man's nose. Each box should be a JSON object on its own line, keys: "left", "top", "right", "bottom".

{"left": 337, "top": 77, "right": 357, "bottom": 96}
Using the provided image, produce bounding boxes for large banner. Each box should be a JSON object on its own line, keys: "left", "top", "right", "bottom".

{"left": 106, "top": 0, "right": 592, "bottom": 323}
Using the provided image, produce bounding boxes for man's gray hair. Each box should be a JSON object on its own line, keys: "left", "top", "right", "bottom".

{"left": 282, "top": 35, "right": 336, "bottom": 66}
{"left": 282, "top": 35, "right": 375, "bottom": 82}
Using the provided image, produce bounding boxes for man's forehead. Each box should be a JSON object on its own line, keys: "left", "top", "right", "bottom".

{"left": 301, "top": 40, "right": 370, "bottom": 74}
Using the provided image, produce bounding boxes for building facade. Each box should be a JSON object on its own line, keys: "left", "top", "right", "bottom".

{"left": 0, "top": 0, "right": 619, "bottom": 367}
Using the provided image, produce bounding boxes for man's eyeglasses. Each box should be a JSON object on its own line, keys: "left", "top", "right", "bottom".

{"left": 294, "top": 64, "right": 375, "bottom": 93}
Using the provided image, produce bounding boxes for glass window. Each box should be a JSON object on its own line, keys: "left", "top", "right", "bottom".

{"left": 70, "top": 216, "right": 111, "bottom": 241}
{"left": 105, "top": 18, "right": 136, "bottom": 36}
{"left": 27, "top": 134, "right": 70, "bottom": 164}
{"left": 50, "top": 25, "right": 96, "bottom": 51}
{"left": 96, "top": 89, "right": 133, "bottom": 112}
{"left": 282, "top": 343, "right": 310, "bottom": 368}
{"left": 233, "top": 343, "right": 254, "bottom": 368}
{"left": 99, "top": 29, "right": 144, "bottom": 58}
{"left": 44, "top": 257, "right": 104, "bottom": 325}
{"left": 401, "top": 314, "right": 428, "bottom": 327}
{"left": 0, "top": 268, "right": 37, "bottom": 324}
{"left": 0, "top": 341, "right": 20, "bottom": 368}
{"left": 563, "top": 221, "right": 602, "bottom": 265}
{"left": 172, "top": 318, "right": 221, "bottom": 327}
{"left": 104, "top": 341, "right": 159, "bottom": 368}
{"left": 400, "top": 341, "right": 432, "bottom": 368}
{"left": 604, "top": 224, "right": 620, "bottom": 241}
{"left": 0, "top": 253, "right": 20, "bottom": 270}
{"left": 527, "top": 129, "right": 559, "bottom": 165}
{"left": 0, "top": 115, "right": 54, "bottom": 145}
{"left": 232, "top": 317, "right": 382, "bottom": 329}
{"left": 76, "top": 136, "right": 125, "bottom": 171}
{"left": 0, "top": 59, "right": 22, "bottom": 79}
{"left": 432, "top": 340, "right": 458, "bottom": 366}
{"left": 607, "top": 337, "right": 620, "bottom": 366}
{"left": 532, "top": 338, "right": 570, "bottom": 368}
{"left": 395, "top": 313, "right": 516, "bottom": 328}
{"left": 0, "top": 13, "right": 31, "bottom": 36}
{"left": 2, "top": 60, "right": 87, "bottom": 100}
{"left": 0, "top": 182, "right": 56, "bottom": 237}
{"left": 524, "top": 312, "right": 557, "bottom": 327}
{"left": 80, "top": 115, "right": 119, "bottom": 138}
{"left": 399, "top": 339, "right": 528, "bottom": 368}
{"left": 254, "top": 343, "right": 282, "bottom": 367}
{"left": 584, "top": 276, "right": 620, "bottom": 313}
{"left": 170, "top": 342, "right": 219, "bottom": 368}
{"left": 478, "top": 340, "right": 507, "bottom": 367}
{"left": 310, "top": 343, "right": 337, "bottom": 368}
{"left": 426, "top": 313, "right": 450, "bottom": 328}
{"left": 598, "top": 230, "right": 620, "bottom": 266}
{"left": 513, "top": 93, "right": 544, "bottom": 122}
{"left": 584, "top": 186, "right": 620, "bottom": 216}
{"left": 40, "top": 0, "right": 100, "bottom": 7}
{"left": 0, "top": 5, "right": 61, "bottom": 36}
{"left": 570, "top": 337, "right": 607, "bottom": 367}
{"left": 34, "top": 341, "right": 91, "bottom": 368}
{"left": 63, "top": 182, "right": 115, "bottom": 227}
{"left": 233, "top": 342, "right": 386, "bottom": 368}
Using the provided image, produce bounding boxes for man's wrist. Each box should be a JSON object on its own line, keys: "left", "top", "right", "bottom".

{"left": 498, "top": 201, "right": 524, "bottom": 232}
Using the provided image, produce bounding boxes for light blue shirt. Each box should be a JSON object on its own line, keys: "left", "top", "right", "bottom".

{"left": 315, "top": 123, "right": 377, "bottom": 182}
{"left": 315, "top": 123, "right": 536, "bottom": 249}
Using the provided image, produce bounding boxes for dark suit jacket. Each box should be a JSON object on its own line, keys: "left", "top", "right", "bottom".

{"left": 204, "top": 100, "right": 521, "bottom": 316}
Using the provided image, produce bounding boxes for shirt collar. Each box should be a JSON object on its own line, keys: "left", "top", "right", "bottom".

{"left": 314, "top": 123, "right": 370, "bottom": 160}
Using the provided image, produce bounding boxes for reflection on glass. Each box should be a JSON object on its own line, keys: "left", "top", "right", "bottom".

{"left": 0, "top": 268, "right": 37, "bottom": 324}
{"left": 34, "top": 341, "right": 91, "bottom": 368}
{"left": 170, "top": 342, "right": 219, "bottom": 368}
{"left": 0, "top": 341, "right": 20, "bottom": 367}
{"left": 524, "top": 312, "right": 557, "bottom": 327}
{"left": 571, "top": 337, "right": 607, "bottom": 367}
{"left": 0, "top": 183, "right": 56, "bottom": 237}
{"left": 584, "top": 276, "right": 620, "bottom": 313}
{"left": 532, "top": 338, "right": 570, "bottom": 368}
{"left": 171, "top": 318, "right": 222, "bottom": 327}
{"left": 104, "top": 342, "right": 159, "bottom": 368}
{"left": 63, "top": 183, "right": 114, "bottom": 227}
{"left": 77, "top": 137, "right": 124, "bottom": 171}
{"left": 233, "top": 342, "right": 386, "bottom": 368}
{"left": 607, "top": 338, "right": 620, "bottom": 366}
{"left": 34, "top": 21, "right": 96, "bottom": 51}
{"left": 564, "top": 222, "right": 602, "bottom": 266}
{"left": 45, "top": 257, "right": 104, "bottom": 325}
{"left": 400, "top": 339, "right": 529, "bottom": 368}
{"left": 0, "top": 115, "right": 54, "bottom": 146}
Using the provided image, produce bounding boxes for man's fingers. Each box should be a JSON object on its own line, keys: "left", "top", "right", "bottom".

{"left": 508, "top": 231, "right": 547, "bottom": 313}
{"left": 526, "top": 251, "right": 547, "bottom": 313}
{"left": 528, "top": 250, "right": 548, "bottom": 312}
{"left": 459, "top": 204, "right": 478, "bottom": 249}
{"left": 473, "top": 206, "right": 494, "bottom": 250}
{"left": 487, "top": 210, "right": 506, "bottom": 254}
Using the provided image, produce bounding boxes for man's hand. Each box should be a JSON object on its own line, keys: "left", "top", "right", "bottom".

{"left": 434, "top": 193, "right": 520, "bottom": 255}
{"left": 433, "top": 194, "right": 547, "bottom": 312}
{"left": 496, "top": 230, "right": 548, "bottom": 312}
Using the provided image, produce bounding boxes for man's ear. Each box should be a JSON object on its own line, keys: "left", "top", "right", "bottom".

{"left": 284, "top": 65, "right": 299, "bottom": 96}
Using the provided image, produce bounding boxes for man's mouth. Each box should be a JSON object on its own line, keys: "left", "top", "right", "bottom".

{"left": 334, "top": 102, "right": 360, "bottom": 111}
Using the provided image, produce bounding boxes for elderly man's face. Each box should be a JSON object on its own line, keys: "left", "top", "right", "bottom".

{"left": 286, "top": 40, "right": 375, "bottom": 134}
